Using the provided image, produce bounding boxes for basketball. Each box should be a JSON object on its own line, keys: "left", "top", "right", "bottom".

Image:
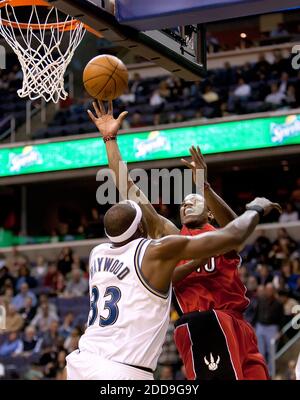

{"left": 83, "top": 55, "right": 128, "bottom": 101}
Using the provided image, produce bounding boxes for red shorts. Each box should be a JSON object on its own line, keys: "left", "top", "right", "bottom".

{"left": 174, "top": 309, "right": 269, "bottom": 380}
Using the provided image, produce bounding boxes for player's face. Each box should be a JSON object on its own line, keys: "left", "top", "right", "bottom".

{"left": 180, "top": 194, "right": 208, "bottom": 228}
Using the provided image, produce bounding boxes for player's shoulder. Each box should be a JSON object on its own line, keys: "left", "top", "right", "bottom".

{"left": 89, "top": 241, "right": 111, "bottom": 258}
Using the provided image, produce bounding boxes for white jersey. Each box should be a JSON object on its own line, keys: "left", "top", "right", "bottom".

{"left": 79, "top": 237, "right": 172, "bottom": 371}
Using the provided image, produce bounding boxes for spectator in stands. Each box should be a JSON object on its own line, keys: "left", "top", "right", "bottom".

{"left": 247, "top": 231, "right": 271, "bottom": 262}
{"left": 15, "top": 265, "right": 37, "bottom": 291}
{"left": 233, "top": 77, "right": 251, "bottom": 98}
{"left": 63, "top": 326, "right": 82, "bottom": 353}
{"left": 265, "top": 83, "right": 286, "bottom": 107}
{"left": 175, "top": 364, "right": 187, "bottom": 380}
{"left": 19, "top": 296, "right": 36, "bottom": 327}
{"left": 41, "top": 320, "right": 61, "bottom": 355}
{"left": 57, "top": 247, "right": 73, "bottom": 276}
{"left": 279, "top": 202, "right": 299, "bottom": 223}
{"left": 202, "top": 84, "right": 219, "bottom": 104}
{"left": 280, "top": 261, "right": 300, "bottom": 292}
{"left": 37, "top": 294, "right": 57, "bottom": 317}
{"left": 0, "top": 264, "right": 15, "bottom": 295}
{"left": 44, "top": 262, "right": 63, "bottom": 294}
{"left": 130, "top": 72, "right": 143, "bottom": 95}
{"left": 158, "top": 80, "right": 171, "bottom": 99}
{"left": 152, "top": 113, "right": 162, "bottom": 126}
{"left": 71, "top": 253, "right": 86, "bottom": 273}
{"left": 85, "top": 207, "right": 104, "bottom": 239}
{"left": 228, "top": 77, "right": 251, "bottom": 113}
{"left": 272, "top": 50, "right": 290, "bottom": 77}
{"left": 12, "top": 282, "right": 37, "bottom": 311}
{"left": 206, "top": 32, "right": 221, "bottom": 53}
{"left": 58, "top": 312, "right": 74, "bottom": 339}
{"left": 159, "top": 365, "right": 174, "bottom": 380}
{"left": 30, "top": 303, "right": 58, "bottom": 333}
{"left": 278, "top": 289, "right": 299, "bottom": 325}
{"left": 285, "top": 359, "right": 297, "bottom": 380}
{"left": 278, "top": 72, "right": 289, "bottom": 95}
{"left": 255, "top": 54, "right": 271, "bottom": 75}
{"left": 55, "top": 349, "right": 68, "bottom": 380}
{"left": 291, "top": 178, "right": 300, "bottom": 212}
{"left": 270, "top": 23, "right": 289, "bottom": 38}
{"left": 0, "top": 332, "right": 21, "bottom": 357}
{"left": 32, "top": 256, "right": 48, "bottom": 281}
{"left": 63, "top": 268, "right": 88, "bottom": 298}
{"left": 150, "top": 89, "right": 165, "bottom": 107}
{"left": 129, "top": 111, "right": 146, "bottom": 128}
{"left": 255, "top": 283, "right": 285, "bottom": 371}
{"left": 14, "top": 326, "right": 42, "bottom": 357}
{"left": 157, "top": 321, "right": 180, "bottom": 367}
{"left": 268, "top": 242, "right": 288, "bottom": 270}
{"left": 276, "top": 228, "right": 298, "bottom": 257}
{"left": 286, "top": 85, "right": 297, "bottom": 107}
{"left": 256, "top": 263, "right": 274, "bottom": 286}
{"left": 119, "top": 88, "right": 135, "bottom": 105}
{"left": 293, "top": 277, "right": 300, "bottom": 300}
{"left": 0, "top": 287, "right": 14, "bottom": 309}
{"left": 4, "top": 304, "right": 23, "bottom": 333}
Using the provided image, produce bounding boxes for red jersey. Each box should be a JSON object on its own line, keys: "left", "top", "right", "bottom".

{"left": 173, "top": 224, "right": 250, "bottom": 315}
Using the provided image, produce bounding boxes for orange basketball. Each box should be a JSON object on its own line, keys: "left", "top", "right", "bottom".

{"left": 83, "top": 55, "right": 128, "bottom": 101}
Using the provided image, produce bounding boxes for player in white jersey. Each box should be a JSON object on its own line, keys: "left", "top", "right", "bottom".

{"left": 66, "top": 194, "right": 280, "bottom": 380}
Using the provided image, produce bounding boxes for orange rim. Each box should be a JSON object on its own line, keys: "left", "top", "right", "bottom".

{"left": 0, "top": 0, "right": 102, "bottom": 36}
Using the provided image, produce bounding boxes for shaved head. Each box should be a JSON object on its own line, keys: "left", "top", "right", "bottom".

{"left": 104, "top": 201, "right": 147, "bottom": 244}
{"left": 105, "top": 203, "right": 136, "bottom": 237}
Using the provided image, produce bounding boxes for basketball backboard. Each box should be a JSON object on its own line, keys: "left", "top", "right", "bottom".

{"left": 47, "top": 0, "right": 207, "bottom": 80}
{"left": 48, "top": 0, "right": 300, "bottom": 82}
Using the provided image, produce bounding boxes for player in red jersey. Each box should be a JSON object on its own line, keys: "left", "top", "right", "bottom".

{"left": 88, "top": 101, "right": 279, "bottom": 380}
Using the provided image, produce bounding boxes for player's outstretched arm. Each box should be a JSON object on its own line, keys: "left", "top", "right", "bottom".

{"left": 182, "top": 146, "right": 237, "bottom": 227}
{"left": 172, "top": 258, "right": 208, "bottom": 285}
{"left": 143, "top": 197, "right": 281, "bottom": 293}
{"left": 88, "top": 100, "right": 179, "bottom": 238}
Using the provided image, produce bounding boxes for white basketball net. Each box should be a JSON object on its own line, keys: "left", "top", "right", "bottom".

{"left": 0, "top": 4, "right": 86, "bottom": 103}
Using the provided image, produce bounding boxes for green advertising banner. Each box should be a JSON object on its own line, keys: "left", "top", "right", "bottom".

{"left": 1, "top": 113, "right": 300, "bottom": 178}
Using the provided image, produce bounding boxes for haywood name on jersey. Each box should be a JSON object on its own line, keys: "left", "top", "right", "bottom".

{"left": 90, "top": 257, "right": 130, "bottom": 280}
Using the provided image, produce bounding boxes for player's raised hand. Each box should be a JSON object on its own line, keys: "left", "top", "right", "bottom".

{"left": 87, "top": 100, "right": 128, "bottom": 138}
{"left": 181, "top": 145, "right": 208, "bottom": 186}
{"left": 246, "top": 197, "right": 282, "bottom": 216}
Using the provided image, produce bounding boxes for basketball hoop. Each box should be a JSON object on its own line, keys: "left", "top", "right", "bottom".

{"left": 0, "top": 0, "right": 87, "bottom": 103}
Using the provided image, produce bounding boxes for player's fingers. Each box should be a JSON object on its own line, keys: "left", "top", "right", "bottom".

{"left": 108, "top": 100, "right": 113, "bottom": 115}
{"left": 181, "top": 158, "right": 193, "bottom": 169}
{"left": 117, "top": 111, "right": 128, "bottom": 123}
{"left": 196, "top": 146, "right": 205, "bottom": 162}
{"left": 87, "top": 109, "right": 96, "bottom": 122}
{"left": 190, "top": 146, "right": 202, "bottom": 164}
{"left": 189, "top": 146, "right": 196, "bottom": 157}
{"left": 92, "top": 101, "right": 101, "bottom": 118}
{"left": 98, "top": 100, "right": 106, "bottom": 115}
{"left": 271, "top": 203, "right": 282, "bottom": 213}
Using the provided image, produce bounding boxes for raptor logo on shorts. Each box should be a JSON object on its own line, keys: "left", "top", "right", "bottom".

{"left": 204, "top": 353, "right": 220, "bottom": 371}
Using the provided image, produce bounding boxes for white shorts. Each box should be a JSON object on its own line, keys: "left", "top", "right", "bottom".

{"left": 66, "top": 349, "right": 154, "bottom": 380}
